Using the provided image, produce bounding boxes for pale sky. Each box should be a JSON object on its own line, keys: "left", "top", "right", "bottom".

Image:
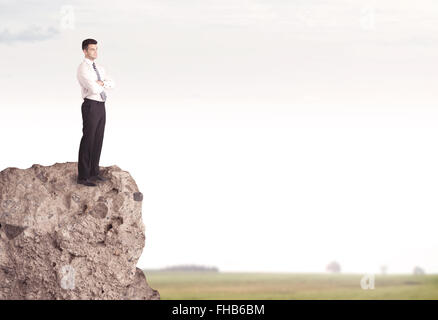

{"left": 1, "top": 0, "right": 438, "bottom": 274}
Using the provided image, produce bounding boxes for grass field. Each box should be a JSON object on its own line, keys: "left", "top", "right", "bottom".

{"left": 143, "top": 271, "right": 438, "bottom": 300}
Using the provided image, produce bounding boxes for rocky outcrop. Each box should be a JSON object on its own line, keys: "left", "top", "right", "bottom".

{"left": 0, "top": 162, "right": 159, "bottom": 300}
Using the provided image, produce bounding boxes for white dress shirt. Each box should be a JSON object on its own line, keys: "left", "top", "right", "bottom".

{"left": 77, "top": 57, "right": 115, "bottom": 102}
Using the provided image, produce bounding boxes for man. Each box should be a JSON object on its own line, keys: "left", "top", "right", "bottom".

{"left": 77, "top": 38, "right": 115, "bottom": 187}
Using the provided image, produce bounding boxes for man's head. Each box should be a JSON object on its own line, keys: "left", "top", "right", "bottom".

{"left": 82, "top": 38, "right": 98, "bottom": 60}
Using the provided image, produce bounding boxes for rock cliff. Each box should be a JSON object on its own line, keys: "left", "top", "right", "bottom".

{"left": 0, "top": 162, "right": 159, "bottom": 300}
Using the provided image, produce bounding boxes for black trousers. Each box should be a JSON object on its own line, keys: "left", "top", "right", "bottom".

{"left": 77, "top": 98, "right": 106, "bottom": 180}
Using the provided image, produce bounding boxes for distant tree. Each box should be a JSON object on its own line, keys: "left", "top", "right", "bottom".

{"left": 326, "top": 261, "right": 341, "bottom": 273}
{"left": 160, "top": 264, "right": 219, "bottom": 272}
{"left": 413, "top": 266, "right": 425, "bottom": 275}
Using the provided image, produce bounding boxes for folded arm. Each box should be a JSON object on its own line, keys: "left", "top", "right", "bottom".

{"left": 77, "top": 64, "right": 104, "bottom": 95}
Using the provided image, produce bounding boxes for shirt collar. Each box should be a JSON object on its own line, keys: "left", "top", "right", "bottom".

{"left": 84, "top": 57, "right": 95, "bottom": 65}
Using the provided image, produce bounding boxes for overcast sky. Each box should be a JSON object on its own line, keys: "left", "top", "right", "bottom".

{"left": 1, "top": 0, "right": 438, "bottom": 274}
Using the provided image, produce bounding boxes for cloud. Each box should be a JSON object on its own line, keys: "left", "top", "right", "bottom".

{"left": 0, "top": 25, "right": 59, "bottom": 44}
{"left": 0, "top": 0, "right": 78, "bottom": 43}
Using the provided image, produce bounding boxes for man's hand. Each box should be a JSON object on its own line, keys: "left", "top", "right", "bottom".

{"left": 96, "top": 80, "right": 104, "bottom": 86}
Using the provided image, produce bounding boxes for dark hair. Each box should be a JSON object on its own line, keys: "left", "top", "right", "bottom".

{"left": 82, "top": 38, "right": 97, "bottom": 51}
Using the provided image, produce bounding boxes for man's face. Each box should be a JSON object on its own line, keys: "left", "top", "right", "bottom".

{"left": 83, "top": 44, "right": 98, "bottom": 60}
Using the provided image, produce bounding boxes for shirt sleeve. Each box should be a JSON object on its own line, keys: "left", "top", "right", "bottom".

{"left": 101, "top": 66, "right": 115, "bottom": 89}
{"left": 77, "top": 63, "right": 104, "bottom": 94}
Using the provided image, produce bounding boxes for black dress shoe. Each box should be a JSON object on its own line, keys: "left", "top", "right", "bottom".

{"left": 77, "top": 178, "right": 97, "bottom": 187}
{"left": 90, "top": 175, "right": 108, "bottom": 182}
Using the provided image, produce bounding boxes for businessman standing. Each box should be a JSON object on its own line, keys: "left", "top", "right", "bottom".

{"left": 77, "top": 38, "right": 115, "bottom": 187}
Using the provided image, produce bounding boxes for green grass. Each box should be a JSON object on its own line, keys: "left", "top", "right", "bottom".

{"left": 142, "top": 271, "right": 438, "bottom": 300}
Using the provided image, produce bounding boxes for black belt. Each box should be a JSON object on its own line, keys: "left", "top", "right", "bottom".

{"left": 84, "top": 98, "right": 104, "bottom": 104}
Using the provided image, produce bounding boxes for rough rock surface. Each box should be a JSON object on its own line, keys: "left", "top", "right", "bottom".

{"left": 0, "top": 162, "right": 159, "bottom": 300}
